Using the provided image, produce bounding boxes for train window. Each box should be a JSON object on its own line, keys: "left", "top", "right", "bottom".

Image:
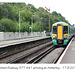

{"left": 53, "top": 26, "right": 57, "bottom": 34}
{"left": 63, "top": 26, "right": 68, "bottom": 34}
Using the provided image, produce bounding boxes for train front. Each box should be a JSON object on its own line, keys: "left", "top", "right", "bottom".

{"left": 51, "top": 22, "right": 69, "bottom": 45}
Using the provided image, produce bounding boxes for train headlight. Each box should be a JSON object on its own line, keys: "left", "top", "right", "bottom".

{"left": 65, "top": 35, "right": 68, "bottom": 38}
{"left": 53, "top": 36, "right": 56, "bottom": 38}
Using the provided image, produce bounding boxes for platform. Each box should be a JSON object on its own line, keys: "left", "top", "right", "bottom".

{"left": 57, "top": 37, "right": 75, "bottom": 64}
{"left": 0, "top": 36, "right": 50, "bottom": 48}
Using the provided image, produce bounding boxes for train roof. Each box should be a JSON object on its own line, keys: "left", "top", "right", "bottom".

{"left": 52, "top": 22, "right": 69, "bottom": 26}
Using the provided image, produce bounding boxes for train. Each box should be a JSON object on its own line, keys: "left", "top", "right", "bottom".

{"left": 51, "top": 22, "right": 75, "bottom": 45}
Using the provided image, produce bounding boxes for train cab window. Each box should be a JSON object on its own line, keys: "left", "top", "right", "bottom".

{"left": 63, "top": 26, "right": 68, "bottom": 34}
{"left": 53, "top": 26, "right": 57, "bottom": 34}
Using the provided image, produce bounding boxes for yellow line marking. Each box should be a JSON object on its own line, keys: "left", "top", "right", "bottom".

{"left": 0, "top": 36, "right": 48, "bottom": 46}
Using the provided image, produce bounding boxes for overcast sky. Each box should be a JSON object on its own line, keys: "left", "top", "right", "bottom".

{"left": 1, "top": 0, "right": 75, "bottom": 25}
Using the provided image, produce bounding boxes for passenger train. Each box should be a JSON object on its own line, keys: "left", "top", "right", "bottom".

{"left": 51, "top": 22, "right": 75, "bottom": 45}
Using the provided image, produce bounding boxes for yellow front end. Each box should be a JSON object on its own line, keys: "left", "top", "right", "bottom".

{"left": 58, "top": 26, "right": 63, "bottom": 39}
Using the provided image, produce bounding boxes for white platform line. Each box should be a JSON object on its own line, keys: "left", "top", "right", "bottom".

{"left": 56, "top": 37, "right": 74, "bottom": 64}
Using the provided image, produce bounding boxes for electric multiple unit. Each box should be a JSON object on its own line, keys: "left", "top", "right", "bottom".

{"left": 51, "top": 22, "right": 74, "bottom": 45}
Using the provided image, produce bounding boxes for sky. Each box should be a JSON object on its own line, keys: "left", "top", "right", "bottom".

{"left": 0, "top": 0, "right": 75, "bottom": 25}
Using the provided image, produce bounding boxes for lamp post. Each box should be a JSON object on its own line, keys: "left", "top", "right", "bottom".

{"left": 39, "top": 17, "right": 42, "bottom": 33}
{"left": 19, "top": 10, "right": 24, "bottom": 38}
{"left": 32, "top": 15, "right": 35, "bottom": 32}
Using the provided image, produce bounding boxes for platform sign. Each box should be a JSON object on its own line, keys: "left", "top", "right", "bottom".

{"left": 19, "top": 27, "right": 21, "bottom": 29}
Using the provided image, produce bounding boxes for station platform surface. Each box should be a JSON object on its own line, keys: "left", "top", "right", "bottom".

{"left": 57, "top": 37, "right": 75, "bottom": 64}
{"left": 0, "top": 36, "right": 50, "bottom": 48}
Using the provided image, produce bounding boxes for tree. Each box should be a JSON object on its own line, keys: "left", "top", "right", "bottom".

{"left": 32, "top": 22, "right": 40, "bottom": 32}
{"left": 0, "top": 18, "right": 16, "bottom": 32}
{"left": 0, "top": 3, "right": 70, "bottom": 32}
{"left": 21, "top": 22, "right": 30, "bottom": 32}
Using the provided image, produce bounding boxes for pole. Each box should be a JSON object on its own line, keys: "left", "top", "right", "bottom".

{"left": 39, "top": 18, "right": 42, "bottom": 33}
{"left": 32, "top": 15, "right": 35, "bottom": 32}
{"left": 19, "top": 10, "right": 24, "bottom": 38}
{"left": 49, "top": 7, "right": 50, "bottom": 32}
{"left": 49, "top": 12, "right": 50, "bottom": 32}
{"left": 39, "top": 18, "right": 41, "bottom": 33}
{"left": 19, "top": 11, "right": 20, "bottom": 38}
{"left": 32, "top": 15, "right": 33, "bottom": 32}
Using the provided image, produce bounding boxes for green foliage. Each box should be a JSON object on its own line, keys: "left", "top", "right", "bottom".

{"left": 32, "top": 22, "right": 39, "bottom": 32}
{"left": 0, "top": 18, "right": 16, "bottom": 32}
{"left": 51, "top": 11, "right": 70, "bottom": 24}
{"left": 28, "top": 4, "right": 37, "bottom": 12}
{"left": 20, "top": 9, "right": 32, "bottom": 23}
{"left": 0, "top": 3, "right": 70, "bottom": 32}
{"left": 20, "top": 22, "right": 30, "bottom": 32}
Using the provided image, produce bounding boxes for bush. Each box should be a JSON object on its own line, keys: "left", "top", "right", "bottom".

{"left": 32, "top": 22, "right": 40, "bottom": 32}
{"left": 0, "top": 18, "right": 16, "bottom": 32}
{"left": 20, "top": 22, "right": 30, "bottom": 32}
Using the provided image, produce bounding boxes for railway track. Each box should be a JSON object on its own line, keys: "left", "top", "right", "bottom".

{"left": 7, "top": 42, "right": 53, "bottom": 63}
{"left": 0, "top": 36, "right": 72, "bottom": 64}
{"left": 8, "top": 44, "right": 66, "bottom": 64}
{"left": 0, "top": 37, "right": 53, "bottom": 63}
{"left": 26, "top": 45, "right": 55, "bottom": 64}
{"left": 0, "top": 37, "right": 51, "bottom": 59}
{"left": 0, "top": 44, "right": 66, "bottom": 64}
